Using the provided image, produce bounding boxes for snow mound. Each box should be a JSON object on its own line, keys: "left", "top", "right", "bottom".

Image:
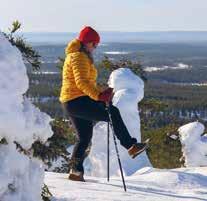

{"left": 178, "top": 121, "right": 207, "bottom": 167}
{"left": 0, "top": 33, "right": 53, "bottom": 201}
{"left": 85, "top": 68, "right": 151, "bottom": 177}
{"left": 132, "top": 167, "right": 207, "bottom": 189}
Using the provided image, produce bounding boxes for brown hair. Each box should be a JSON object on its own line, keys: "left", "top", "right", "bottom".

{"left": 79, "top": 42, "right": 94, "bottom": 64}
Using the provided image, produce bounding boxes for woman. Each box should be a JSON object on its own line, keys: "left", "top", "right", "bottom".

{"left": 60, "top": 26, "right": 147, "bottom": 181}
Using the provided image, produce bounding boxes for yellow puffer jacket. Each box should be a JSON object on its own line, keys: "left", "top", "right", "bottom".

{"left": 59, "top": 39, "right": 101, "bottom": 103}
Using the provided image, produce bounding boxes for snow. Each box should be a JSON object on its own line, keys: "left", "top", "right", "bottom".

{"left": 2, "top": 31, "right": 207, "bottom": 201}
{"left": 166, "top": 82, "right": 207, "bottom": 86}
{"left": 0, "top": 33, "right": 52, "bottom": 149}
{"left": 45, "top": 167, "right": 207, "bottom": 201}
{"left": 144, "top": 63, "right": 191, "bottom": 72}
{"left": 32, "top": 71, "right": 59, "bottom": 74}
{"left": 0, "top": 144, "right": 44, "bottom": 201}
{"left": 104, "top": 51, "right": 130, "bottom": 55}
{"left": 83, "top": 68, "right": 151, "bottom": 177}
{"left": 45, "top": 69, "right": 207, "bottom": 201}
{"left": 178, "top": 121, "right": 207, "bottom": 167}
{"left": 0, "top": 33, "right": 53, "bottom": 201}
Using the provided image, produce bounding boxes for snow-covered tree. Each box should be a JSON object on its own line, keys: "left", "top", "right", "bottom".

{"left": 0, "top": 30, "right": 53, "bottom": 201}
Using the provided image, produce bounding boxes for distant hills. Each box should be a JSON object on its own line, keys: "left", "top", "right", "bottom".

{"left": 21, "top": 31, "right": 207, "bottom": 45}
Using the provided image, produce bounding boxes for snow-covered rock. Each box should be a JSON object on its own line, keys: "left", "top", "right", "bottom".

{"left": 85, "top": 68, "right": 151, "bottom": 177}
{"left": 0, "top": 33, "right": 53, "bottom": 201}
{"left": 178, "top": 121, "right": 207, "bottom": 167}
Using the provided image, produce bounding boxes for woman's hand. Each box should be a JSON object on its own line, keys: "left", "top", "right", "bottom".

{"left": 98, "top": 87, "right": 114, "bottom": 103}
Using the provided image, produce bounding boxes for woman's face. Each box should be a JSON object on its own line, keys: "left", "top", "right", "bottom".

{"left": 85, "top": 42, "right": 98, "bottom": 53}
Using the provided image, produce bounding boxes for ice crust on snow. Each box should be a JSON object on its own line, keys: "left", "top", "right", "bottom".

{"left": 84, "top": 68, "right": 151, "bottom": 177}
{"left": 0, "top": 33, "right": 53, "bottom": 201}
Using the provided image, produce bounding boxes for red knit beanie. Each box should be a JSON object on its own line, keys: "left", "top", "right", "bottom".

{"left": 78, "top": 26, "right": 100, "bottom": 45}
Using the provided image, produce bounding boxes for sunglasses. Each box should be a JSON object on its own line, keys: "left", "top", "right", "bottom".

{"left": 92, "top": 43, "right": 98, "bottom": 48}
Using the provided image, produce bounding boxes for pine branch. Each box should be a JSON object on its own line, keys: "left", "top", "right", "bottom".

{"left": 0, "top": 138, "right": 8, "bottom": 145}
{"left": 99, "top": 56, "right": 147, "bottom": 81}
{"left": 41, "top": 184, "right": 53, "bottom": 201}
{"left": 3, "top": 20, "right": 41, "bottom": 71}
{"left": 56, "top": 57, "right": 65, "bottom": 72}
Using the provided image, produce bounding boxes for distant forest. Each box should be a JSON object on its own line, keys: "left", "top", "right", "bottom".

{"left": 26, "top": 62, "right": 207, "bottom": 124}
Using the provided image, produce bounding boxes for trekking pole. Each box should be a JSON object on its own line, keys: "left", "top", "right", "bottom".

{"left": 107, "top": 121, "right": 110, "bottom": 182}
{"left": 106, "top": 102, "right": 127, "bottom": 192}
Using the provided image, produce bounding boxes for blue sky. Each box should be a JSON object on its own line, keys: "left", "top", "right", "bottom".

{"left": 1, "top": 0, "right": 207, "bottom": 32}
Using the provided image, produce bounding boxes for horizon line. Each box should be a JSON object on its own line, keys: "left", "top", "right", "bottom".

{"left": 19, "top": 30, "right": 207, "bottom": 34}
